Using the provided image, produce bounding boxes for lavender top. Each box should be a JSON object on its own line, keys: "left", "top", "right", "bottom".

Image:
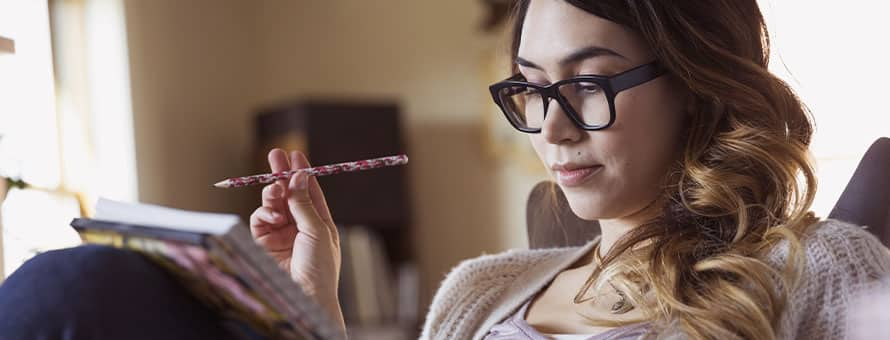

{"left": 482, "top": 298, "right": 651, "bottom": 340}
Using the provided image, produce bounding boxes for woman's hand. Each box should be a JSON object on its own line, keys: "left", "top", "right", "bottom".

{"left": 249, "top": 148, "right": 345, "bottom": 336}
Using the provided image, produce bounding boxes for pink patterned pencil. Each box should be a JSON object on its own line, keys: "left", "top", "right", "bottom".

{"left": 213, "top": 154, "right": 409, "bottom": 188}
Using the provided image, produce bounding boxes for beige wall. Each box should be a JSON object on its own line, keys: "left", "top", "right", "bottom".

{"left": 123, "top": 0, "right": 547, "bottom": 318}
{"left": 124, "top": 0, "right": 258, "bottom": 216}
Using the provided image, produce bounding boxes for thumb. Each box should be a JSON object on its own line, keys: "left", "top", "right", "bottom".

{"left": 287, "top": 170, "right": 327, "bottom": 241}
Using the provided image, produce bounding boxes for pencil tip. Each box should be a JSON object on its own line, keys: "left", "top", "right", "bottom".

{"left": 213, "top": 180, "right": 229, "bottom": 188}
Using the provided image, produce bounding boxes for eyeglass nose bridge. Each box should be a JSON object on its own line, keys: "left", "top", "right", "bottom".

{"left": 541, "top": 93, "right": 552, "bottom": 117}
{"left": 538, "top": 86, "right": 577, "bottom": 128}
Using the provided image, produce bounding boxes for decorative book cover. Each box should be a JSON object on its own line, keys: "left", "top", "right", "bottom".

{"left": 69, "top": 198, "right": 342, "bottom": 340}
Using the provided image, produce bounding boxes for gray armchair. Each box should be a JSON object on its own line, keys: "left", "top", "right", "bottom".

{"left": 829, "top": 137, "right": 890, "bottom": 244}
{"left": 526, "top": 137, "right": 890, "bottom": 249}
{"left": 525, "top": 181, "right": 599, "bottom": 249}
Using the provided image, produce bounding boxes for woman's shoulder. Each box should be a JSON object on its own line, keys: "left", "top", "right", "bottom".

{"left": 802, "top": 217, "right": 886, "bottom": 245}
{"left": 774, "top": 219, "right": 890, "bottom": 334}
{"left": 446, "top": 246, "right": 578, "bottom": 280}
{"left": 806, "top": 218, "right": 886, "bottom": 268}
{"left": 420, "top": 245, "right": 582, "bottom": 339}
{"left": 430, "top": 246, "right": 579, "bottom": 304}
{"left": 767, "top": 218, "right": 890, "bottom": 271}
{"left": 801, "top": 218, "right": 890, "bottom": 285}
{"left": 766, "top": 219, "right": 890, "bottom": 339}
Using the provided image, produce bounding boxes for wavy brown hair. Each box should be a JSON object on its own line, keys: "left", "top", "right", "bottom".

{"left": 510, "top": 1, "right": 819, "bottom": 339}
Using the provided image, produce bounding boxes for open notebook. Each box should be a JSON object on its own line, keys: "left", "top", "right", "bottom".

{"left": 69, "top": 198, "right": 342, "bottom": 340}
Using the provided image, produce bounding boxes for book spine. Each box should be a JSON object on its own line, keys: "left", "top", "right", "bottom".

{"left": 71, "top": 218, "right": 205, "bottom": 245}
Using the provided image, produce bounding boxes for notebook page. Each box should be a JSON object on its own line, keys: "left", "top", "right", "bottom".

{"left": 94, "top": 198, "right": 240, "bottom": 235}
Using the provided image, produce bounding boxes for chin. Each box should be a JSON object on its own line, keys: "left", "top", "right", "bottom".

{"left": 563, "top": 186, "right": 665, "bottom": 223}
{"left": 562, "top": 190, "right": 613, "bottom": 221}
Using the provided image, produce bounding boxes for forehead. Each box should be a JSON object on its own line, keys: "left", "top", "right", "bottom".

{"left": 518, "top": 0, "right": 651, "bottom": 65}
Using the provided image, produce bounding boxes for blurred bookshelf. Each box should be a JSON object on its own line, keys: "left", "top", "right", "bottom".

{"left": 252, "top": 99, "right": 418, "bottom": 339}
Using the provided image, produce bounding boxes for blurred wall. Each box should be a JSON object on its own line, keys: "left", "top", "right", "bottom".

{"left": 252, "top": 0, "right": 519, "bottom": 314}
{"left": 123, "top": 0, "right": 258, "bottom": 221}
{"left": 122, "top": 0, "right": 547, "bottom": 320}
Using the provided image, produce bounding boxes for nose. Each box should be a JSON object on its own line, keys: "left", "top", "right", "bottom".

{"left": 540, "top": 98, "right": 583, "bottom": 145}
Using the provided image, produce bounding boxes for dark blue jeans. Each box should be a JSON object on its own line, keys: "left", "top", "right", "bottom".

{"left": 0, "top": 245, "right": 244, "bottom": 340}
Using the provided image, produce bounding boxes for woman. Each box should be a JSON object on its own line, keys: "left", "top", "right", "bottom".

{"left": 250, "top": 1, "right": 890, "bottom": 339}
{"left": 0, "top": 1, "right": 887, "bottom": 339}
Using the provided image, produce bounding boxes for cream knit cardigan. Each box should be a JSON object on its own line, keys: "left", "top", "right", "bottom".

{"left": 419, "top": 219, "right": 890, "bottom": 339}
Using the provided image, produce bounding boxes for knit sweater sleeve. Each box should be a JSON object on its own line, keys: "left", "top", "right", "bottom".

{"left": 775, "top": 219, "right": 890, "bottom": 339}
{"left": 418, "top": 248, "right": 560, "bottom": 340}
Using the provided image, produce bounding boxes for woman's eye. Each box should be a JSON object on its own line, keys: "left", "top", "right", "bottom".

{"left": 574, "top": 83, "right": 601, "bottom": 94}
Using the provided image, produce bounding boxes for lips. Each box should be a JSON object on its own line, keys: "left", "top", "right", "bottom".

{"left": 553, "top": 164, "right": 603, "bottom": 187}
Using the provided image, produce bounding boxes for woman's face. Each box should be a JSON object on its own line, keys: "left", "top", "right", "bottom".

{"left": 520, "top": 0, "right": 688, "bottom": 221}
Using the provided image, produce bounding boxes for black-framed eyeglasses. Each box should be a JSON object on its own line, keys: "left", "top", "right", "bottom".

{"left": 488, "top": 61, "right": 666, "bottom": 133}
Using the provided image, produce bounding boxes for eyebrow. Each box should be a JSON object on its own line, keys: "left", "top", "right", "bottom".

{"left": 515, "top": 45, "right": 628, "bottom": 70}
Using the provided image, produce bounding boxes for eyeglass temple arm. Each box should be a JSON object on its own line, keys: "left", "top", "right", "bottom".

{"left": 609, "top": 62, "right": 667, "bottom": 93}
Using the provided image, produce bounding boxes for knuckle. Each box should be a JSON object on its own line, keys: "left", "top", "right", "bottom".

{"left": 252, "top": 206, "right": 277, "bottom": 222}
{"left": 294, "top": 200, "right": 314, "bottom": 208}
{"left": 249, "top": 211, "right": 263, "bottom": 226}
{"left": 288, "top": 195, "right": 313, "bottom": 206}
{"left": 262, "top": 184, "right": 278, "bottom": 198}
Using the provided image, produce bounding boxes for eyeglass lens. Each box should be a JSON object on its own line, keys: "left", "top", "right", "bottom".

{"left": 497, "top": 81, "right": 609, "bottom": 129}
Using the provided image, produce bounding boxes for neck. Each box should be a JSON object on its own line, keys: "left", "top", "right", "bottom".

{"left": 596, "top": 198, "right": 663, "bottom": 258}
{"left": 597, "top": 218, "right": 638, "bottom": 257}
{"left": 570, "top": 216, "right": 641, "bottom": 272}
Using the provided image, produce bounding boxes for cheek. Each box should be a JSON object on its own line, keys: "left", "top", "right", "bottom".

{"left": 602, "top": 84, "right": 686, "bottom": 190}
{"left": 529, "top": 135, "right": 547, "bottom": 163}
{"left": 613, "top": 83, "right": 686, "bottom": 160}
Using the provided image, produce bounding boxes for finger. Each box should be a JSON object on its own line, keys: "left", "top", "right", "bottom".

{"left": 250, "top": 206, "right": 286, "bottom": 233}
{"left": 267, "top": 149, "right": 293, "bottom": 221}
{"left": 291, "top": 151, "right": 335, "bottom": 226}
{"left": 286, "top": 169, "right": 328, "bottom": 242}
{"left": 254, "top": 227, "right": 298, "bottom": 252}
{"left": 291, "top": 151, "right": 339, "bottom": 247}
{"left": 268, "top": 148, "right": 291, "bottom": 192}
{"left": 261, "top": 183, "right": 285, "bottom": 208}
